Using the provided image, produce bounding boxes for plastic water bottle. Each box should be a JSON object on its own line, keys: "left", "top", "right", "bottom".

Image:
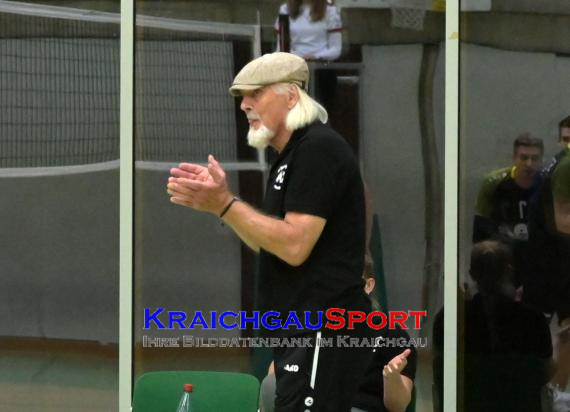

{"left": 175, "top": 383, "right": 193, "bottom": 412}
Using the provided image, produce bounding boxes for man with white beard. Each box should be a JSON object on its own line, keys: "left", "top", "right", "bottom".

{"left": 167, "top": 52, "right": 372, "bottom": 411}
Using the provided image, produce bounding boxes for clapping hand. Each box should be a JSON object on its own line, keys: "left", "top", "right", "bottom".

{"left": 383, "top": 349, "right": 411, "bottom": 379}
{"left": 167, "top": 155, "right": 233, "bottom": 215}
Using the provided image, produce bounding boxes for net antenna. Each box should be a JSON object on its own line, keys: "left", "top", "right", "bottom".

{"left": 0, "top": 0, "right": 263, "bottom": 177}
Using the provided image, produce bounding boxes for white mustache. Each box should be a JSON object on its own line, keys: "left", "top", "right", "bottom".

{"left": 247, "top": 114, "right": 260, "bottom": 121}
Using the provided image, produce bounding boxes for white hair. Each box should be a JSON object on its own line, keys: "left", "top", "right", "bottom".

{"left": 247, "top": 124, "right": 274, "bottom": 149}
{"left": 271, "top": 83, "right": 328, "bottom": 131}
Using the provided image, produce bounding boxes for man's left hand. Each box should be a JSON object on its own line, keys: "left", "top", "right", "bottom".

{"left": 167, "top": 154, "right": 233, "bottom": 215}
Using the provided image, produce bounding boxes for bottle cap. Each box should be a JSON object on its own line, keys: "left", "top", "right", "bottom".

{"left": 183, "top": 383, "right": 193, "bottom": 392}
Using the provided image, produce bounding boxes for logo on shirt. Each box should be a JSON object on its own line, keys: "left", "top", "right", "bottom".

{"left": 274, "top": 164, "right": 288, "bottom": 190}
{"left": 513, "top": 223, "right": 529, "bottom": 240}
{"left": 284, "top": 364, "right": 299, "bottom": 372}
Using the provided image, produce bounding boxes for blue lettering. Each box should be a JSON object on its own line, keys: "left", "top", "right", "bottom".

{"left": 188, "top": 312, "right": 210, "bottom": 329}
{"left": 210, "top": 311, "right": 217, "bottom": 329}
{"left": 219, "top": 311, "right": 238, "bottom": 330}
{"left": 144, "top": 308, "right": 165, "bottom": 329}
{"left": 239, "top": 311, "right": 260, "bottom": 329}
{"left": 283, "top": 311, "right": 303, "bottom": 330}
{"left": 168, "top": 311, "right": 187, "bottom": 329}
{"left": 261, "top": 311, "right": 282, "bottom": 330}
{"left": 304, "top": 311, "right": 323, "bottom": 330}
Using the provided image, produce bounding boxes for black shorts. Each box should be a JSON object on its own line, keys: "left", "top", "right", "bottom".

{"left": 273, "top": 328, "right": 372, "bottom": 412}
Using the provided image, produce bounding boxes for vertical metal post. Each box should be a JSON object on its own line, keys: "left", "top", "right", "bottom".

{"left": 444, "top": 0, "right": 459, "bottom": 411}
{"left": 119, "top": 0, "right": 134, "bottom": 410}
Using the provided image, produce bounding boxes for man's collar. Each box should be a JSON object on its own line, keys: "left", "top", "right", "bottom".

{"left": 276, "top": 122, "right": 315, "bottom": 156}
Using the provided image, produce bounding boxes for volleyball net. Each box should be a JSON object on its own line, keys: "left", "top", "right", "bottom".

{"left": 0, "top": 0, "right": 262, "bottom": 175}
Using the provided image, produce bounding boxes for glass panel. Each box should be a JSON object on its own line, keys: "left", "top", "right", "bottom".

{"left": 133, "top": 0, "right": 261, "bottom": 383}
{"left": 355, "top": 5, "right": 445, "bottom": 412}
{"left": 0, "top": 1, "right": 120, "bottom": 411}
{"left": 459, "top": 2, "right": 570, "bottom": 411}
{"left": 134, "top": 3, "right": 444, "bottom": 412}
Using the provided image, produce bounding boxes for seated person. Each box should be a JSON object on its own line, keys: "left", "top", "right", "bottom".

{"left": 437, "top": 241, "right": 553, "bottom": 412}
{"left": 351, "top": 255, "right": 416, "bottom": 412}
{"left": 260, "top": 256, "right": 417, "bottom": 412}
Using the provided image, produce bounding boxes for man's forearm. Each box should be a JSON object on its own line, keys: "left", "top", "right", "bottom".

{"left": 221, "top": 199, "right": 319, "bottom": 266}
{"left": 383, "top": 375, "right": 412, "bottom": 412}
{"left": 225, "top": 203, "right": 261, "bottom": 253}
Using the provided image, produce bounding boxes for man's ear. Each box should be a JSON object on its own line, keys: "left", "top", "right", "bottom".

{"left": 287, "top": 84, "right": 300, "bottom": 109}
{"left": 364, "top": 277, "right": 376, "bottom": 295}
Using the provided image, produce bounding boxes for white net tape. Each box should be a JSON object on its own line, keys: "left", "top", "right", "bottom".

{"left": 0, "top": 0, "right": 262, "bottom": 175}
{"left": 391, "top": 7, "right": 426, "bottom": 31}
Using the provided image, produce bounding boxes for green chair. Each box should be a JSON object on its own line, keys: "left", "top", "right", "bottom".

{"left": 132, "top": 370, "right": 260, "bottom": 412}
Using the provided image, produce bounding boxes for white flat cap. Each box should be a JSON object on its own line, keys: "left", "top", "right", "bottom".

{"left": 229, "top": 52, "right": 309, "bottom": 96}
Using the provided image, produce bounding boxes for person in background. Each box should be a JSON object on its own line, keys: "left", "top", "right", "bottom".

{"left": 351, "top": 255, "right": 416, "bottom": 412}
{"left": 275, "top": 0, "right": 342, "bottom": 61}
{"left": 473, "top": 133, "right": 544, "bottom": 244}
{"left": 523, "top": 127, "right": 570, "bottom": 410}
{"left": 434, "top": 241, "right": 553, "bottom": 412}
{"left": 275, "top": 0, "right": 342, "bottom": 114}
{"left": 472, "top": 133, "right": 544, "bottom": 289}
{"left": 558, "top": 115, "right": 570, "bottom": 149}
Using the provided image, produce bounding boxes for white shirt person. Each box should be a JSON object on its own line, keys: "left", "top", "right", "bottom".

{"left": 275, "top": 0, "right": 343, "bottom": 61}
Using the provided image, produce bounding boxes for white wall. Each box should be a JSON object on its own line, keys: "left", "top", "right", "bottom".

{"left": 360, "top": 44, "right": 446, "bottom": 333}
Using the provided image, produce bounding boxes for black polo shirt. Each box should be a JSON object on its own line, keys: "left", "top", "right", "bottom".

{"left": 258, "top": 121, "right": 369, "bottom": 337}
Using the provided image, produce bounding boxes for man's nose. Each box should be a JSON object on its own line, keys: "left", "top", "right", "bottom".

{"left": 526, "top": 159, "right": 539, "bottom": 169}
{"left": 240, "top": 96, "right": 252, "bottom": 112}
